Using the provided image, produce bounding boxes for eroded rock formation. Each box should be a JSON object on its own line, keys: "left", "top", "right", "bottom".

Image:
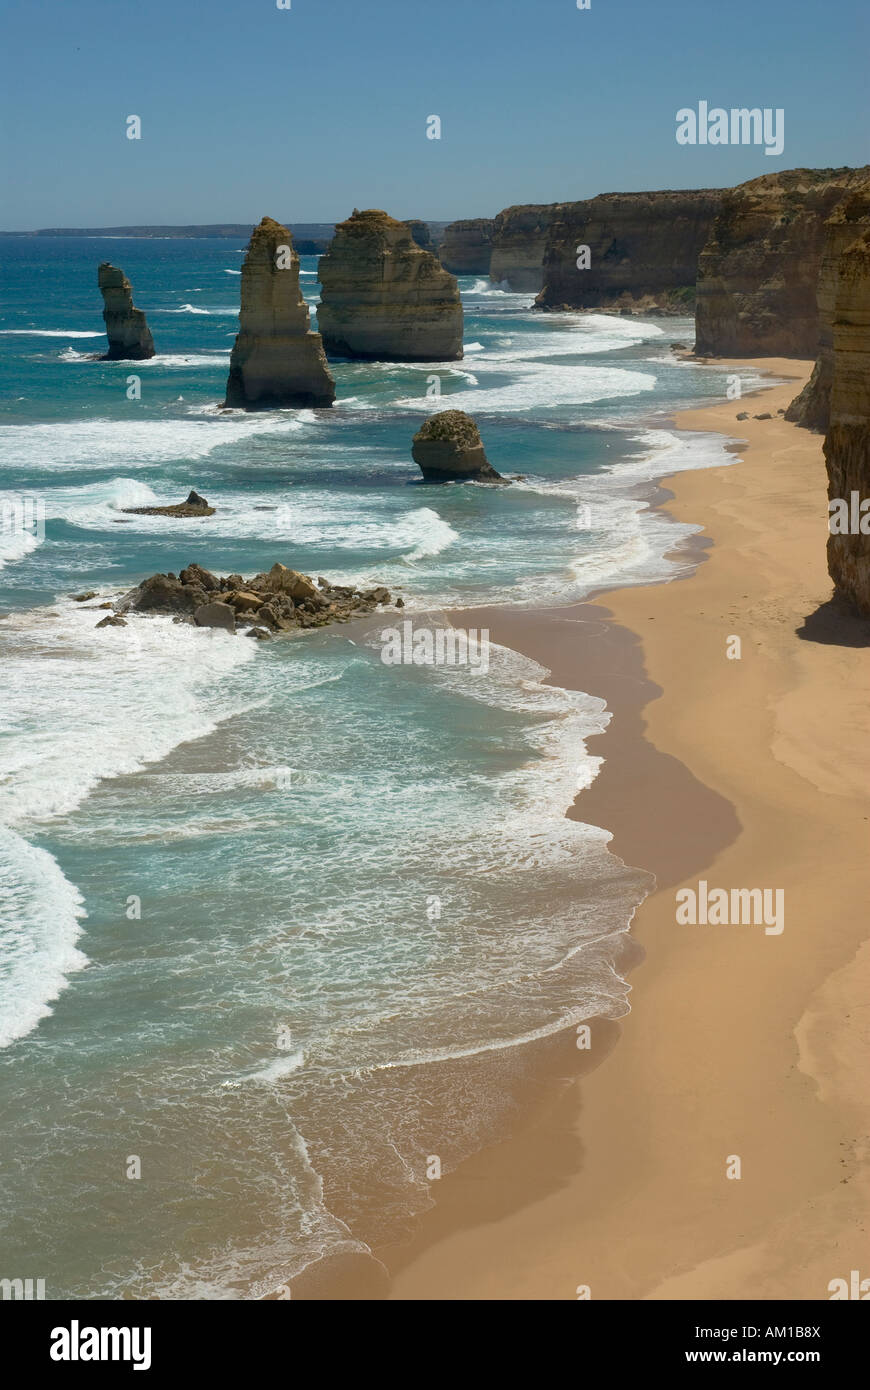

{"left": 694, "top": 167, "right": 870, "bottom": 356}
{"left": 123, "top": 490, "right": 215, "bottom": 517}
{"left": 224, "top": 217, "right": 335, "bottom": 409}
{"left": 786, "top": 188, "right": 870, "bottom": 430}
{"left": 824, "top": 229, "right": 870, "bottom": 614}
{"left": 440, "top": 219, "right": 495, "bottom": 276}
{"left": 114, "top": 561, "right": 395, "bottom": 634}
{"left": 412, "top": 411, "right": 504, "bottom": 482}
{"left": 535, "top": 191, "right": 722, "bottom": 313}
{"left": 403, "top": 219, "right": 433, "bottom": 251}
{"left": 489, "top": 206, "right": 555, "bottom": 291}
{"left": 317, "top": 209, "right": 463, "bottom": 361}
{"left": 98, "top": 263, "right": 155, "bottom": 360}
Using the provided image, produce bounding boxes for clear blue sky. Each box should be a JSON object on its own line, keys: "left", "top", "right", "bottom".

{"left": 1, "top": 0, "right": 867, "bottom": 227}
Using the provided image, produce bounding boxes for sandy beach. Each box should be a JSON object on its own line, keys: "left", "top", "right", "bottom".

{"left": 384, "top": 359, "right": 870, "bottom": 1301}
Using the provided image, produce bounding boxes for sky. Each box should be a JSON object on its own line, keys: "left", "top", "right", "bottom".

{"left": 1, "top": 0, "right": 868, "bottom": 228}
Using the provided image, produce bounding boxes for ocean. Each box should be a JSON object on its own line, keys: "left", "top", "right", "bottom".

{"left": 0, "top": 235, "right": 761, "bottom": 1297}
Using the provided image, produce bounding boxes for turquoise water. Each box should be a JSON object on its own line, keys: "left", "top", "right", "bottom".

{"left": 0, "top": 237, "right": 753, "bottom": 1297}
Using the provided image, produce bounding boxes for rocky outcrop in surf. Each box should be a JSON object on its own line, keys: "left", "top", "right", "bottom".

{"left": 317, "top": 209, "right": 463, "bottom": 361}
{"left": 97, "top": 263, "right": 155, "bottom": 360}
{"left": 224, "top": 217, "right": 335, "bottom": 409}
{"left": 412, "top": 411, "right": 505, "bottom": 482}
{"left": 440, "top": 219, "right": 495, "bottom": 275}
{"left": 489, "top": 206, "right": 555, "bottom": 291}
{"left": 122, "top": 490, "right": 214, "bottom": 517}
{"left": 694, "top": 167, "right": 870, "bottom": 357}
{"left": 535, "top": 190, "right": 722, "bottom": 313}
{"left": 786, "top": 188, "right": 870, "bottom": 431}
{"left": 114, "top": 561, "right": 395, "bottom": 635}
{"left": 823, "top": 228, "right": 870, "bottom": 615}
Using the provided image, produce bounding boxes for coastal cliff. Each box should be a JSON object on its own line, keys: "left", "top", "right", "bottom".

{"left": 786, "top": 189, "right": 870, "bottom": 430}
{"left": 97, "top": 263, "right": 155, "bottom": 360}
{"left": 402, "top": 219, "right": 433, "bottom": 251}
{"left": 440, "top": 219, "right": 495, "bottom": 275}
{"left": 224, "top": 217, "right": 335, "bottom": 409}
{"left": 489, "top": 206, "right": 555, "bottom": 291}
{"left": 317, "top": 209, "right": 463, "bottom": 361}
{"left": 694, "top": 167, "right": 870, "bottom": 356}
{"left": 535, "top": 190, "right": 722, "bottom": 313}
{"left": 824, "top": 228, "right": 870, "bottom": 615}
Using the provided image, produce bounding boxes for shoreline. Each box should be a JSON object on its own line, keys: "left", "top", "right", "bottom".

{"left": 379, "top": 358, "right": 870, "bottom": 1300}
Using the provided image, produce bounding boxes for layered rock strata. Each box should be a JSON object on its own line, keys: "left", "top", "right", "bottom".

{"left": 535, "top": 190, "right": 722, "bottom": 313}
{"left": 412, "top": 411, "right": 505, "bottom": 482}
{"left": 98, "top": 263, "right": 155, "bottom": 360}
{"left": 317, "top": 209, "right": 463, "bottom": 361}
{"left": 224, "top": 217, "right": 335, "bottom": 409}
{"left": 694, "top": 167, "right": 870, "bottom": 356}
{"left": 489, "top": 206, "right": 555, "bottom": 291}
{"left": 440, "top": 219, "right": 495, "bottom": 275}
{"left": 786, "top": 188, "right": 870, "bottom": 430}
{"left": 824, "top": 229, "right": 870, "bottom": 614}
{"left": 402, "top": 220, "right": 433, "bottom": 250}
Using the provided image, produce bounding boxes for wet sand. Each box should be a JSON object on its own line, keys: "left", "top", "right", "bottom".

{"left": 383, "top": 360, "right": 870, "bottom": 1300}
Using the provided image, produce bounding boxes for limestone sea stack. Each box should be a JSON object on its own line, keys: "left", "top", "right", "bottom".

{"left": 224, "top": 217, "right": 335, "bottom": 409}
{"left": 694, "top": 167, "right": 870, "bottom": 356}
{"left": 98, "top": 263, "right": 155, "bottom": 360}
{"left": 412, "top": 411, "right": 504, "bottom": 482}
{"left": 823, "top": 228, "right": 870, "bottom": 615}
{"left": 535, "top": 190, "right": 723, "bottom": 314}
{"left": 440, "top": 219, "right": 495, "bottom": 276}
{"left": 489, "top": 206, "right": 556, "bottom": 291}
{"left": 402, "top": 219, "right": 433, "bottom": 251}
{"left": 317, "top": 210, "right": 463, "bottom": 361}
{"left": 786, "top": 188, "right": 870, "bottom": 431}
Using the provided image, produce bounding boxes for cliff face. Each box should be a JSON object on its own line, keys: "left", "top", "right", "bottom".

{"left": 824, "top": 228, "right": 870, "bottom": 614}
{"left": 402, "top": 219, "right": 433, "bottom": 251}
{"left": 694, "top": 167, "right": 870, "bottom": 356}
{"left": 224, "top": 217, "right": 335, "bottom": 409}
{"left": 98, "top": 263, "right": 155, "bottom": 360}
{"left": 489, "top": 206, "right": 556, "bottom": 291}
{"left": 317, "top": 209, "right": 463, "bottom": 361}
{"left": 786, "top": 188, "right": 870, "bottom": 430}
{"left": 440, "top": 219, "right": 495, "bottom": 275}
{"left": 535, "top": 191, "right": 722, "bottom": 313}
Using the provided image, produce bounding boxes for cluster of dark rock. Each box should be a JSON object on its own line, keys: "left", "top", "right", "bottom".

{"left": 104, "top": 562, "right": 396, "bottom": 639}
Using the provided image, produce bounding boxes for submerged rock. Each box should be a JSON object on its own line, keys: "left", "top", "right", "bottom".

{"left": 412, "top": 410, "right": 506, "bottom": 482}
{"left": 224, "top": 217, "right": 335, "bottom": 409}
{"left": 317, "top": 209, "right": 463, "bottom": 361}
{"left": 123, "top": 490, "right": 215, "bottom": 517}
{"left": 98, "top": 263, "right": 155, "bottom": 360}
